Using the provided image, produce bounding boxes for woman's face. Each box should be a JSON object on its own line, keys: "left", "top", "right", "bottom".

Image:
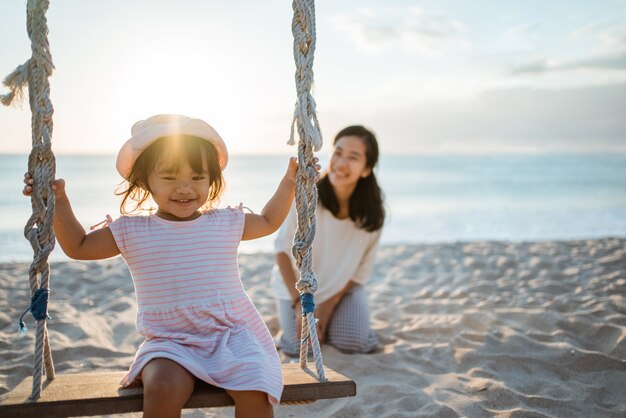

{"left": 328, "top": 135, "right": 371, "bottom": 190}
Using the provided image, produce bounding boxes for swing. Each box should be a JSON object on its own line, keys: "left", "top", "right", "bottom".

{"left": 0, "top": 0, "right": 356, "bottom": 415}
{"left": 0, "top": 365, "right": 355, "bottom": 417}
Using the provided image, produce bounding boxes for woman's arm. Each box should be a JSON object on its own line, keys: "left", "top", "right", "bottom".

{"left": 24, "top": 174, "right": 120, "bottom": 260}
{"left": 314, "top": 280, "right": 356, "bottom": 343}
{"left": 316, "top": 231, "right": 381, "bottom": 340}
{"left": 278, "top": 245, "right": 356, "bottom": 344}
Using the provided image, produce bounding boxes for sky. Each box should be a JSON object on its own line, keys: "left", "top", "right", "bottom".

{"left": 0, "top": 0, "right": 625, "bottom": 155}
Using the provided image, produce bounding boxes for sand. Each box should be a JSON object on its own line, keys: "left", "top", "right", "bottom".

{"left": 1, "top": 239, "right": 625, "bottom": 417}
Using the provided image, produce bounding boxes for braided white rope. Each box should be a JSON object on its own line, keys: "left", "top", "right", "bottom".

{"left": 290, "top": 0, "right": 326, "bottom": 382}
{"left": 2, "top": 0, "right": 56, "bottom": 401}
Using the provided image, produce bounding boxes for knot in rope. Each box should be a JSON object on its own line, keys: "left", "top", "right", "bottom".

{"left": 295, "top": 271, "right": 318, "bottom": 294}
{"left": 18, "top": 288, "right": 51, "bottom": 334}
{"left": 291, "top": 238, "right": 309, "bottom": 261}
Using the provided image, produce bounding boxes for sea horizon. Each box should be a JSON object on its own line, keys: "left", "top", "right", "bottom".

{"left": 4, "top": 149, "right": 626, "bottom": 157}
{"left": 2, "top": 152, "right": 626, "bottom": 262}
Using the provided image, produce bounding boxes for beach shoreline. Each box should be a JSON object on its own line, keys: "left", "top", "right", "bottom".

{"left": 1, "top": 239, "right": 625, "bottom": 417}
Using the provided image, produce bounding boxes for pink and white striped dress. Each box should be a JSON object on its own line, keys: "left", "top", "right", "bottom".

{"left": 108, "top": 207, "right": 283, "bottom": 404}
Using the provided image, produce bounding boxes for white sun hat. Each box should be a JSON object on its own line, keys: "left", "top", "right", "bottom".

{"left": 116, "top": 114, "right": 228, "bottom": 178}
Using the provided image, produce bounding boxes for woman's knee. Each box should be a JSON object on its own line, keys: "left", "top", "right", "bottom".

{"left": 276, "top": 299, "right": 300, "bottom": 357}
{"left": 279, "top": 333, "right": 300, "bottom": 357}
{"left": 330, "top": 331, "right": 378, "bottom": 354}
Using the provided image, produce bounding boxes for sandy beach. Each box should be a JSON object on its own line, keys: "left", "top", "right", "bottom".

{"left": 1, "top": 239, "right": 625, "bottom": 417}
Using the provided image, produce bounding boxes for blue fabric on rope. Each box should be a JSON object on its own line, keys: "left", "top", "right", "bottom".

{"left": 18, "top": 288, "right": 51, "bottom": 335}
{"left": 300, "top": 293, "right": 315, "bottom": 316}
{"left": 300, "top": 293, "right": 318, "bottom": 345}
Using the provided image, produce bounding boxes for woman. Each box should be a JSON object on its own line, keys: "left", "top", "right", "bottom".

{"left": 271, "top": 125, "right": 385, "bottom": 356}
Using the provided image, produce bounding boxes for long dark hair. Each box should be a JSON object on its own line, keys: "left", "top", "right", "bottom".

{"left": 117, "top": 135, "right": 224, "bottom": 214}
{"left": 317, "top": 125, "right": 385, "bottom": 232}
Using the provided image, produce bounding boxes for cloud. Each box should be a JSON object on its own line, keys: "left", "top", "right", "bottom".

{"left": 330, "top": 7, "right": 468, "bottom": 56}
{"left": 561, "top": 51, "right": 626, "bottom": 70}
{"left": 502, "top": 21, "right": 541, "bottom": 50}
{"left": 510, "top": 21, "right": 626, "bottom": 75}
{"left": 574, "top": 20, "right": 626, "bottom": 48}
{"left": 511, "top": 50, "right": 626, "bottom": 74}
{"left": 326, "top": 83, "right": 626, "bottom": 153}
{"left": 510, "top": 60, "right": 549, "bottom": 75}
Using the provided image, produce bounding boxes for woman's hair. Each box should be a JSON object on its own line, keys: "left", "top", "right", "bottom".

{"left": 317, "top": 125, "right": 385, "bottom": 232}
{"left": 117, "top": 135, "right": 224, "bottom": 214}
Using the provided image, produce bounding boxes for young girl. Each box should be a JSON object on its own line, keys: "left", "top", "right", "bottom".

{"left": 272, "top": 125, "right": 384, "bottom": 357}
{"left": 23, "top": 114, "right": 317, "bottom": 418}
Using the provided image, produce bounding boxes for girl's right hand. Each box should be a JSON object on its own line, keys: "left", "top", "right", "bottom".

{"left": 23, "top": 173, "right": 66, "bottom": 198}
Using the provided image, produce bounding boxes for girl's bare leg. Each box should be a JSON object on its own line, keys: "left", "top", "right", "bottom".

{"left": 226, "top": 389, "right": 274, "bottom": 418}
{"left": 141, "top": 358, "right": 196, "bottom": 418}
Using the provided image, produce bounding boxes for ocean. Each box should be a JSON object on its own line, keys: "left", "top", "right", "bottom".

{"left": 2, "top": 153, "right": 626, "bottom": 262}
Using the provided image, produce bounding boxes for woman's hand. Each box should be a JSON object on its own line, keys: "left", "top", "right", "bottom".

{"left": 313, "top": 299, "right": 338, "bottom": 345}
{"left": 23, "top": 173, "right": 66, "bottom": 199}
{"left": 293, "top": 296, "right": 336, "bottom": 346}
{"left": 293, "top": 298, "right": 303, "bottom": 344}
{"left": 312, "top": 282, "right": 355, "bottom": 345}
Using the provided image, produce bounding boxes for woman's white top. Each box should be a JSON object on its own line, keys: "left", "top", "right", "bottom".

{"left": 270, "top": 204, "right": 381, "bottom": 304}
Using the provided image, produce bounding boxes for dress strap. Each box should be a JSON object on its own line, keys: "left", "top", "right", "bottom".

{"left": 89, "top": 214, "right": 113, "bottom": 231}
{"left": 227, "top": 202, "right": 253, "bottom": 213}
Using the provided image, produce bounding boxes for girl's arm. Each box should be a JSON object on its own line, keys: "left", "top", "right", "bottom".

{"left": 24, "top": 174, "right": 120, "bottom": 260}
{"left": 242, "top": 157, "right": 318, "bottom": 240}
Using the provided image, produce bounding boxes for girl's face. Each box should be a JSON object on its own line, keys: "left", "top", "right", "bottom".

{"left": 147, "top": 156, "right": 211, "bottom": 221}
{"left": 328, "top": 135, "right": 372, "bottom": 190}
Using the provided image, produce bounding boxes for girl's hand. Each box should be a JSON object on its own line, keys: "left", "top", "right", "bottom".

{"left": 286, "top": 156, "right": 321, "bottom": 184}
{"left": 312, "top": 157, "right": 321, "bottom": 181}
{"left": 23, "top": 173, "right": 66, "bottom": 199}
{"left": 242, "top": 156, "right": 321, "bottom": 241}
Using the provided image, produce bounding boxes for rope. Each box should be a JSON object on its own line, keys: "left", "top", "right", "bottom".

{"left": 289, "top": 0, "right": 326, "bottom": 382}
{"left": 2, "top": 0, "right": 56, "bottom": 401}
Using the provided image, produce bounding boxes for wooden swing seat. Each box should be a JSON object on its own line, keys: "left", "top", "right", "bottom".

{"left": 0, "top": 363, "right": 355, "bottom": 418}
